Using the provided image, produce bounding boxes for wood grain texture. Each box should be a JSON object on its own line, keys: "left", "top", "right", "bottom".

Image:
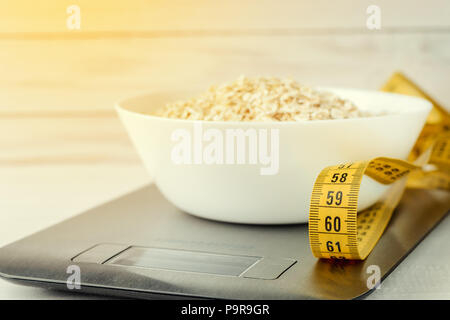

{"left": 2, "top": 0, "right": 450, "bottom": 33}
{"left": 0, "top": 33, "right": 449, "bottom": 113}
{"left": 0, "top": 116, "right": 139, "bottom": 165}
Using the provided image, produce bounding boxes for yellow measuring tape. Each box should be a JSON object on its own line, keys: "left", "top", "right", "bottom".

{"left": 309, "top": 72, "right": 450, "bottom": 260}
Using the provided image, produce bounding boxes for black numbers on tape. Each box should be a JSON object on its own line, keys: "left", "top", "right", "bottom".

{"left": 331, "top": 173, "right": 348, "bottom": 183}
{"left": 326, "top": 191, "right": 343, "bottom": 205}
{"left": 326, "top": 241, "right": 341, "bottom": 252}
{"left": 338, "top": 163, "right": 353, "bottom": 169}
{"left": 325, "top": 216, "right": 341, "bottom": 232}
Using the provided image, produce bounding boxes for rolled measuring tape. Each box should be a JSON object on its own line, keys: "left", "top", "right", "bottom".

{"left": 309, "top": 72, "right": 450, "bottom": 260}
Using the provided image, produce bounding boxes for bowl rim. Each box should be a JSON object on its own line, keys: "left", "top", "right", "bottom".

{"left": 115, "top": 87, "right": 433, "bottom": 126}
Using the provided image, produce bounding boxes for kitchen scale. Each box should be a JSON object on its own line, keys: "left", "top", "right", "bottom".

{"left": 0, "top": 184, "right": 448, "bottom": 299}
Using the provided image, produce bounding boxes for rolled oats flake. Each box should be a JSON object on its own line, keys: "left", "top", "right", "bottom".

{"left": 155, "top": 76, "right": 369, "bottom": 121}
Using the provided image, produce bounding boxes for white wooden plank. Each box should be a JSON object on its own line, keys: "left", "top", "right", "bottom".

{"left": 0, "top": 116, "right": 139, "bottom": 165}
{"left": 1, "top": 0, "right": 450, "bottom": 33}
{"left": 0, "top": 33, "right": 449, "bottom": 112}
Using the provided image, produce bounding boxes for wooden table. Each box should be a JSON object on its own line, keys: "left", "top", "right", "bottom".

{"left": 1, "top": 0, "right": 449, "bottom": 299}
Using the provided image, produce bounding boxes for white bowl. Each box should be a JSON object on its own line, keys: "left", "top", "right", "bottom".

{"left": 116, "top": 88, "right": 431, "bottom": 224}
